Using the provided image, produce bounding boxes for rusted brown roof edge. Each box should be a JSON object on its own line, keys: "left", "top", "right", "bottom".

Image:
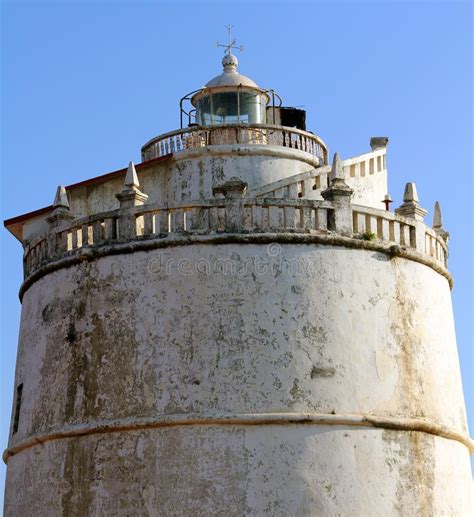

{"left": 4, "top": 154, "right": 172, "bottom": 229}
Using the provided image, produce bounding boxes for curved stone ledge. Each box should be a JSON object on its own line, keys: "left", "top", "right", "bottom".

{"left": 4, "top": 412, "right": 473, "bottom": 464}
{"left": 19, "top": 231, "right": 454, "bottom": 300}
{"left": 167, "top": 143, "right": 322, "bottom": 168}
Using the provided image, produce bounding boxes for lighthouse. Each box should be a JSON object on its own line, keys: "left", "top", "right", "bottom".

{"left": 3, "top": 31, "right": 473, "bottom": 515}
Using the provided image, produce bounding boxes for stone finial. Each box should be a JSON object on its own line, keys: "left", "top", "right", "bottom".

{"left": 370, "top": 137, "right": 389, "bottom": 150}
{"left": 47, "top": 185, "right": 73, "bottom": 226}
{"left": 433, "top": 201, "right": 443, "bottom": 229}
{"left": 395, "top": 182, "right": 427, "bottom": 221}
{"left": 432, "top": 201, "right": 449, "bottom": 242}
{"left": 116, "top": 161, "right": 148, "bottom": 207}
{"left": 213, "top": 177, "right": 248, "bottom": 198}
{"left": 330, "top": 152, "right": 344, "bottom": 182}
{"left": 53, "top": 185, "right": 69, "bottom": 209}
{"left": 321, "top": 152, "right": 353, "bottom": 203}
{"left": 403, "top": 182, "right": 419, "bottom": 203}
{"left": 124, "top": 161, "right": 140, "bottom": 190}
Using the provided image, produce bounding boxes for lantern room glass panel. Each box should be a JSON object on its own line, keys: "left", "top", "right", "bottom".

{"left": 210, "top": 92, "right": 239, "bottom": 124}
{"left": 239, "top": 92, "right": 267, "bottom": 124}
{"left": 196, "top": 90, "right": 268, "bottom": 126}
{"left": 196, "top": 96, "right": 212, "bottom": 126}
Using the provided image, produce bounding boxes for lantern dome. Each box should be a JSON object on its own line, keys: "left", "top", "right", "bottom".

{"left": 204, "top": 54, "right": 259, "bottom": 88}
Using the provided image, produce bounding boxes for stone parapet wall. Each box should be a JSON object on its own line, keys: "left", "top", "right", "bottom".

{"left": 22, "top": 197, "right": 449, "bottom": 288}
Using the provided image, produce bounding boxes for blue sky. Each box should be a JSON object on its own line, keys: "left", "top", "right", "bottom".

{"left": 1, "top": 0, "right": 472, "bottom": 502}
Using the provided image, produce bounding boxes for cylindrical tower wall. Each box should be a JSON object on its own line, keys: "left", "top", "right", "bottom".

{"left": 4, "top": 243, "right": 472, "bottom": 515}
{"left": 152, "top": 146, "right": 319, "bottom": 203}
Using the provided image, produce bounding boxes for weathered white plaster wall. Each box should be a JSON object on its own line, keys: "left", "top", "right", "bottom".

{"left": 4, "top": 426, "right": 472, "bottom": 516}
{"left": 346, "top": 169, "right": 388, "bottom": 209}
{"left": 5, "top": 243, "right": 472, "bottom": 515}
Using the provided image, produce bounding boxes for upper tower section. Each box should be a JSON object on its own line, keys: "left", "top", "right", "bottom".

{"left": 142, "top": 27, "right": 328, "bottom": 167}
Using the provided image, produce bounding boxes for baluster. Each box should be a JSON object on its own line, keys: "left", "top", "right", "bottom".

{"left": 269, "top": 206, "right": 282, "bottom": 229}
{"left": 183, "top": 210, "right": 192, "bottom": 231}
{"left": 288, "top": 183, "right": 298, "bottom": 199}
{"left": 389, "top": 221, "right": 395, "bottom": 241}
{"left": 352, "top": 211, "right": 359, "bottom": 233}
{"left": 66, "top": 231, "right": 73, "bottom": 251}
{"left": 104, "top": 217, "right": 117, "bottom": 240}
{"left": 252, "top": 205, "right": 264, "bottom": 230}
{"left": 192, "top": 207, "right": 208, "bottom": 231}
{"left": 301, "top": 207, "right": 312, "bottom": 230}
{"left": 143, "top": 213, "right": 154, "bottom": 236}
{"left": 157, "top": 210, "right": 170, "bottom": 234}
{"left": 260, "top": 206, "right": 269, "bottom": 229}
{"left": 317, "top": 209, "right": 328, "bottom": 231}
{"left": 217, "top": 207, "right": 226, "bottom": 231}
{"left": 284, "top": 206, "right": 297, "bottom": 229}
{"left": 29, "top": 247, "right": 36, "bottom": 271}
{"left": 208, "top": 207, "right": 219, "bottom": 231}
{"left": 311, "top": 208, "right": 318, "bottom": 230}
{"left": 365, "top": 214, "right": 372, "bottom": 233}
{"left": 24, "top": 250, "right": 30, "bottom": 275}
{"left": 327, "top": 209, "right": 336, "bottom": 231}
{"left": 303, "top": 179, "right": 313, "bottom": 198}
{"left": 81, "top": 224, "right": 90, "bottom": 246}
{"left": 71, "top": 227, "right": 78, "bottom": 249}
{"left": 243, "top": 205, "right": 252, "bottom": 230}
{"left": 33, "top": 245, "right": 39, "bottom": 269}
{"left": 173, "top": 209, "right": 185, "bottom": 232}
{"left": 93, "top": 221, "right": 102, "bottom": 244}
{"left": 376, "top": 217, "right": 383, "bottom": 239}
{"left": 399, "top": 224, "right": 406, "bottom": 246}
{"left": 36, "top": 242, "right": 42, "bottom": 264}
{"left": 409, "top": 226, "right": 416, "bottom": 248}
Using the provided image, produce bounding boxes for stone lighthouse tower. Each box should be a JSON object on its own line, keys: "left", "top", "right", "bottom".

{"left": 3, "top": 37, "right": 473, "bottom": 516}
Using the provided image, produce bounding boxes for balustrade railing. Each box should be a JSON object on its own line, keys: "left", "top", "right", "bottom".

{"left": 352, "top": 207, "right": 417, "bottom": 248}
{"left": 425, "top": 228, "right": 448, "bottom": 267}
{"left": 351, "top": 205, "right": 448, "bottom": 268}
{"left": 23, "top": 199, "right": 448, "bottom": 278}
{"left": 141, "top": 124, "right": 328, "bottom": 165}
{"left": 343, "top": 148, "right": 387, "bottom": 179}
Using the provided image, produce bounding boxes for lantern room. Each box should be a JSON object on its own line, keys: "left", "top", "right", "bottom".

{"left": 190, "top": 53, "right": 270, "bottom": 126}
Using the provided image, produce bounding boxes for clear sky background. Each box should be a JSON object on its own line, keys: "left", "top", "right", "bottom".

{"left": 1, "top": 0, "right": 472, "bottom": 504}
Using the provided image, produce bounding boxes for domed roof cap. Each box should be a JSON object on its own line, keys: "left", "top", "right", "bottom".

{"left": 205, "top": 53, "right": 259, "bottom": 88}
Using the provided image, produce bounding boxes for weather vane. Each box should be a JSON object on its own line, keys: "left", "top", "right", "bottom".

{"left": 216, "top": 24, "right": 244, "bottom": 55}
